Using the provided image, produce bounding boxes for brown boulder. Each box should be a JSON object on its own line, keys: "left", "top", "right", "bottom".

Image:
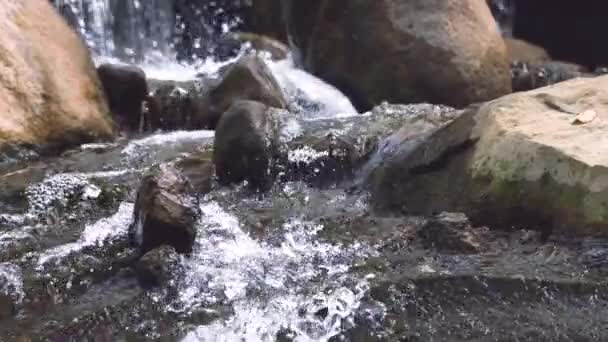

{"left": 285, "top": 0, "right": 512, "bottom": 111}
{"left": 0, "top": 0, "right": 114, "bottom": 152}
{"left": 505, "top": 38, "right": 550, "bottom": 64}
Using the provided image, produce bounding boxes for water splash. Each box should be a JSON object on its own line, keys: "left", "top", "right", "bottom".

{"left": 267, "top": 57, "right": 359, "bottom": 119}
{"left": 36, "top": 202, "right": 133, "bottom": 269}
{"left": 121, "top": 130, "right": 215, "bottom": 157}
{"left": 0, "top": 263, "right": 24, "bottom": 303}
{"left": 171, "top": 200, "right": 375, "bottom": 341}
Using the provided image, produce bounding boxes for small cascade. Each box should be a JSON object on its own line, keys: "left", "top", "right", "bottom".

{"left": 51, "top": 0, "right": 245, "bottom": 64}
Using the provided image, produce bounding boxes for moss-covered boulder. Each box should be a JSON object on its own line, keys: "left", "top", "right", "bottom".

{"left": 369, "top": 75, "right": 608, "bottom": 237}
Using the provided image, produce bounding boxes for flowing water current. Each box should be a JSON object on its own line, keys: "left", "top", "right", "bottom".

{"left": 1, "top": 1, "right": 608, "bottom": 341}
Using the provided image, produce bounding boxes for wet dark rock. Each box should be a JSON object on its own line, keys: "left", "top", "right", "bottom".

{"left": 172, "top": 153, "right": 215, "bottom": 194}
{"left": 511, "top": 61, "right": 590, "bottom": 92}
{"left": 130, "top": 163, "right": 202, "bottom": 254}
{"left": 202, "top": 53, "right": 287, "bottom": 129}
{"left": 213, "top": 100, "right": 282, "bottom": 191}
{"left": 246, "top": 0, "right": 288, "bottom": 44}
{"left": 144, "top": 78, "right": 223, "bottom": 132}
{"left": 145, "top": 83, "right": 194, "bottom": 131}
{"left": 0, "top": 294, "right": 16, "bottom": 321}
{"left": 97, "top": 63, "right": 148, "bottom": 131}
{"left": 285, "top": 103, "right": 458, "bottom": 188}
{"left": 285, "top": 0, "right": 511, "bottom": 111}
{"left": 418, "top": 212, "right": 483, "bottom": 254}
{"left": 135, "top": 246, "right": 181, "bottom": 288}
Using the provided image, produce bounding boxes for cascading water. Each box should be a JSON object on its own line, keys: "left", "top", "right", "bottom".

{"left": 52, "top": 0, "right": 245, "bottom": 69}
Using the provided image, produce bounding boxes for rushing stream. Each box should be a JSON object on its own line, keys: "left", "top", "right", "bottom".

{"left": 1, "top": 1, "right": 608, "bottom": 341}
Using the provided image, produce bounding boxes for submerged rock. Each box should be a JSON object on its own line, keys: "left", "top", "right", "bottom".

{"left": 130, "top": 163, "right": 202, "bottom": 254}
{"left": 213, "top": 100, "right": 281, "bottom": 191}
{"left": 135, "top": 245, "right": 181, "bottom": 288}
{"left": 97, "top": 63, "right": 148, "bottom": 131}
{"left": 370, "top": 75, "right": 608, "bottom": 237}
{"left": 285, "top": 0, "right": 511, "bottom": 111}
{"left": 0, "top": 0, "right": 114, "bottom": 153}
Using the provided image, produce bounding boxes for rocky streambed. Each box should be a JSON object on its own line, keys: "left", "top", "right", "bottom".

{"left": 1, "top": 101, "right": 608, "bottom": 341}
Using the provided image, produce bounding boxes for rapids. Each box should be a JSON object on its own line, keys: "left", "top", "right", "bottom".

{"left": 0, "top": 1, "right": 607, "bottom": 341}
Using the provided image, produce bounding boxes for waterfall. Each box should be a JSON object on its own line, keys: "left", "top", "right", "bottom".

{"left": 52, "top": 0, "right": 246, "bottom": 65}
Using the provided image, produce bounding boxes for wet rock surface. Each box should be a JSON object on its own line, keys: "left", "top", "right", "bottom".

{"left": 130, "top": 163, "right": 202, "bottom": 254}
{"left": 201, "top": 53, "right": 288, "bottom": 129}
{"left": 1, "top": 114, "right": 608, "bottom": 340}
{"left": 213, "top": 100, "right": 282, "bottom": 191}
{"left": 511, "top": 61, "right": 592, "bottom": 92}
{"left": 135, "top": 245, "right": 181, "bottom": 288}
{"left": 97, "top": 63, "right": 148, "bottom": 131}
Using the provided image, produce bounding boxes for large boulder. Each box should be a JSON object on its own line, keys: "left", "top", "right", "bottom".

{"left": 200, "top": 53, "right": 287, "bottom": 129}
{"left": 369, "top": 75, "right": 608, "bottom": 238}
{"left": 0, "top": 0, "right": 113, "bottom": 153}
{"left": 505, "top": 38, "right": 550, "bottom": 64}
{"left": 97, "top": 63, "right": 148, "bottom": 131}
{"left": 213, "top": 100, "right": 282, "bottom": 191}
{"left": 285, "top": 0, "right": 512, "bottom": 111}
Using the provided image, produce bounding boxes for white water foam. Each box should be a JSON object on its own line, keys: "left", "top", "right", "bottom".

{"left": 36, "top": 202, "right": 133, "bottom": 269}
{"left": 121, "top": 130, "right": 215, "bottom": 157}
{"left": 267, "top": 57, "right": 358, "bottom": 119}
{"left": 0, "top": 263, "right": 24, "bottom": 303}
{"left": 173, "top": 200, "right": 374, "bottom": 341}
